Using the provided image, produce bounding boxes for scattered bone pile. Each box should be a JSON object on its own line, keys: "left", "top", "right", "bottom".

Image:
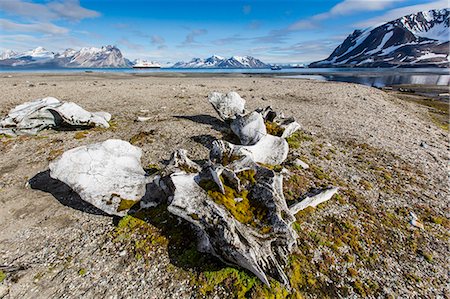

{"left": 47, "top": 91, "right": 338, "bottom": 287}
{"left": 0, "top": 97, "right": 111, "bottom": 136}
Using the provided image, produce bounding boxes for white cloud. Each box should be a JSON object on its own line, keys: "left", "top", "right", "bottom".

{"left": 117, "top": 38, "right": 144, "bottom": 51}
{"left": 180, "top": 29, "right": 207, "bottom": 46}
{"left": 151, "top": 35, "right": 167, "bottom": 50}
{"left": 288, "top": 20, "right": 318, "bottom": 30}
{"left": 47, "top": 0, "right": 100, "bottom": 21}
{"left": 289, "top": 0, "right": 402, "bottom": 30}
{"left": 0, "top": 0, "right": 100, "bottom": 21}
{"left": 0, "top": 33, "right": 88, "bottom": 53}
{"left": 355, "top": 0, "right": 448, "bottom": 28}
{"left": 0, "top": 18, "right": 69, "bottom": 34}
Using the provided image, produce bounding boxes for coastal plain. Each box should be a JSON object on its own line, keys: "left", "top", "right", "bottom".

{"left": 0, "top": 73, "right": 448, "bottom": 298}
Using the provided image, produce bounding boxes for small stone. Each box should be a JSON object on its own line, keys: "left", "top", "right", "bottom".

{"left": 410, "top": 212, "right": 424, "bottom": 230}
{"left": 420, "top": 142, "right": 428, "bottom": 149}
{"left": 293, "top": 158, "right": 309, "bottom": 169}
{"left": 136, "top": 116, "right": 151, "bottom": 122}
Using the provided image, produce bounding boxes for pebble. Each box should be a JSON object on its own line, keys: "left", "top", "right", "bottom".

{"left": 136, "top": 116, "right": 151, "bottom": 122}
{"left": 420, "top": 142, "right": 428, "bottom": 149}
{"left": 293, "top": 158, "right": 309, "bottom": 169}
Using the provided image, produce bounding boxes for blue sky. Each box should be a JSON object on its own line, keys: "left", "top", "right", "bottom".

{"left": 0, "top": 0, "right": 447, "bottom": 63}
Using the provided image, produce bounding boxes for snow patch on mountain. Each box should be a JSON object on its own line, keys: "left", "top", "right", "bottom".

{"left": 173, "top": 55, "right": 268, "bottom": 68}
{"left": 310, "top": 8, "right": 449, "bottom": 68}
{"left": 0, "top": 45, "right": 131, "bottom": 68}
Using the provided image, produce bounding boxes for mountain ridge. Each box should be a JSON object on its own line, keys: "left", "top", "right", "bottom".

{"left": 172, "top": 55, "right": 268, "bottom": 68}
{"left": 310, "top": 8, "right": 449, "bottom": 68}
{"left": 0, "top": 45, "right": 131, "bottom": 68}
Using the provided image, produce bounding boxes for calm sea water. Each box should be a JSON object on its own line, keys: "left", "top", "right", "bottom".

{"left": 1, "top": 67, "right": 448, "bottom": 87}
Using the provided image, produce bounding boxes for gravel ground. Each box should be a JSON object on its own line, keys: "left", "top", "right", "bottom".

{"left": 0, "top": 73, "right": 448, "bottom": 298}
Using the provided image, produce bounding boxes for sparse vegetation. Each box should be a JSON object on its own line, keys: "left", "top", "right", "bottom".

{"left": 74, "top": 131, "right": 88, "bottom": 139}
{"left": 265, "top": 121, "right": 284, "bottom": 136}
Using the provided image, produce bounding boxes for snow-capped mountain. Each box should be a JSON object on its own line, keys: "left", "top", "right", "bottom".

{"left": 0, "top": 45, "right": 131, "bottom": 68}
{"left": 21, "top": 47, "right": 55, "bottom": 60}
{"left": 172, "top": 55, "right": 268, "bottom": 68}
{"left": 310, "top": 8, "right": 449, "bottom": 68}
{"left": 0, "top": 50, "right": 18, "bottom": 60}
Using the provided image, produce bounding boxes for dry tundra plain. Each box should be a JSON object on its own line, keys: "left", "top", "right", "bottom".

{"left": 0, "top": 72, "right": 448, "bottom": 298}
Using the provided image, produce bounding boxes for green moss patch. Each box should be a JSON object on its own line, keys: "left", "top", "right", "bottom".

{"left": 286, "top": 131, "right": 313, "bottom": 149}
{"left": 199, "top": 170, "right": 271, "bottom": 229}
{"left": 129, "top": 131, "right": 155, "bottom": 145}
{"left": 197, "top": 267, "right": 259, "bottom": 298}
{"left": 265, "top": 121, "right": 284, "bottom": 137}
{"left": 113, "top": 215, "right": 168, "bottom": 260}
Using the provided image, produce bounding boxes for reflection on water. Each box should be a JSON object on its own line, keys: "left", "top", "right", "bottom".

{"left": 280, "top": 74, "right": 450, "bottom": 87}
{"left": 1, "top": 66, "right": 449, "bottom": 87}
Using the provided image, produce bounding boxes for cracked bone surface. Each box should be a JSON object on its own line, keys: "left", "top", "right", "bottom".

{"left": 167, "top": 161, "right": 298, "bottom": 287}
{"left": 230, "top": 111, "right": 267, "bottom": 145}
{"left": 49, "top": 139, "right": 150, "bottom": 216}
{"left": 0, "top": 97, "right": 111, "bottom": 136}
{"left": 210, "top": 135, "right": 289, "bottom": 166}
{"left": 208, "top": 91, "right": 245, "bottom": 120}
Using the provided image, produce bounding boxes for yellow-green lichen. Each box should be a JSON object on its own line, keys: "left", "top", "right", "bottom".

{"left": 286, "top": 131, "right": 313, "bottom": 149}
{"left": 265, "top": 121, "right": 284, "bottom": 137}
{"left": 74, "top": 131, "right": 88, "bottom": 139}
{"left": 114, "top": 215, "right": 168, "bottom": 260}
{"left": 117, "top": 198, "right": 137, "bottom": 212}
{"left": 199, "top": 170, "right": 270, "bottom": 228}
{"left": 0, "top": 270, "right": 5, "bottom": 283}
{"left": 146, "top": 163, "right": 160, "bottom": 175}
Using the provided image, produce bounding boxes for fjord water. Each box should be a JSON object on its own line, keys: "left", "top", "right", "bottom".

{"left": 1, "top": 67, "right": 448, "bottom": 87}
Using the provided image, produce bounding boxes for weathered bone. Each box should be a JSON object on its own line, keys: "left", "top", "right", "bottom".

{"left": 208, "top": 92, "right": 245, "bottom": 120}
{"left": 0, "top": 97, "right": 111, "bottom": 136}
{"left": 49, "top": 139, "right": 150, "bottom": 216}
{"left": 163, "top": 149, "right": 202, "bottom": 175}
{"left": 167, "top": 162, "right": 297, "bottom": 287}
{"left": 230, "top": 111, "right": 266, "bottom": 145}
{"left": 259, "top": 106, "right": 301, "bottom": 138}
{"left": 210, "top": 135, "right": 289, "bottom": 166}
{"left": 289, "top": 187, "right": 339, "bottom": 214}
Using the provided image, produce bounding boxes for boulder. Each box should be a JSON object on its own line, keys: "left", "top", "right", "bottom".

{"left": 49, "top": 139, "right": 150, "bottom": 216}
